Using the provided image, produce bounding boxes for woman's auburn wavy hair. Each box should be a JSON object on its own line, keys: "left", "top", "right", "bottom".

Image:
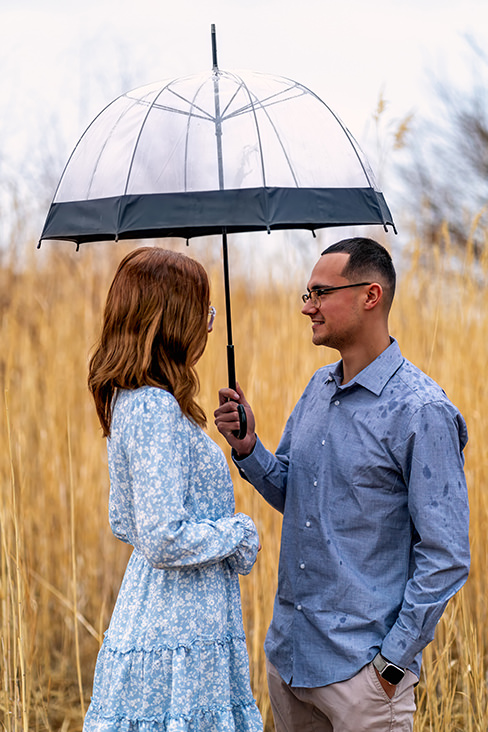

{"left": 88, "top": 247, "right": 210, "bottom": 437}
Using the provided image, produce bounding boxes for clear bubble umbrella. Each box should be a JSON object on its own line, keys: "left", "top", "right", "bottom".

{"left": 39, "top": 25, "right": 395, "bottom": 437}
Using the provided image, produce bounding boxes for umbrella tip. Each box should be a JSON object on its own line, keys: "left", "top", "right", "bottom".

{"left": 211, "top": 23, "right": 218, "bottom": 70}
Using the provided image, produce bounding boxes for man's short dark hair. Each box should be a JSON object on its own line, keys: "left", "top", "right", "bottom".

{"left": 321, "top": 237, "right": 396, "bottom": 310}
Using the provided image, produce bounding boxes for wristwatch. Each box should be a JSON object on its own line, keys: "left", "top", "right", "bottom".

{"left": 372, "top": 652, "right": 405, "bottom": 685}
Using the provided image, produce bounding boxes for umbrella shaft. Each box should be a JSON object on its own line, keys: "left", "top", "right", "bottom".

{"left": 211, "top": 24, "right": 218, "bottom": 70}
{"left": 222, "top": 229, "right": 237, "bottom": 390}
{"left": 227, "top": 345, "right": 237, "bottom": 391}
{"left": 212, "top": 46, "right": 224, "bottom": 191}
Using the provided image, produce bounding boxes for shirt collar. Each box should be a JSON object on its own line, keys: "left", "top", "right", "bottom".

{"left": 328, "top": 338, "right": 404, "bottom": 396}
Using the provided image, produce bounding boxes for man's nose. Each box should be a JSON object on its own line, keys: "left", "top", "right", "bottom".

{"left": 301, "top": 299, "right": 317, "bottom": 316}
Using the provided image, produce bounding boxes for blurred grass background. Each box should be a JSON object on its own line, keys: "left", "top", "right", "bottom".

{"left": 1, "top": 224, "right": 487, "bottom": 731}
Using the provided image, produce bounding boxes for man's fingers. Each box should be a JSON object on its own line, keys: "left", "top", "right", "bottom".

{"left": 218, "top": 387, "right": 240, "bottom": 406}
{"left": 214, "top": 400, "right": 241, "bottom": 433}
{"left": 234, "top": 382, "right": 250, "bottom": 408}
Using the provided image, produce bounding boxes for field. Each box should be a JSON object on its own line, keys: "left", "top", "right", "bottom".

{"left": 1, "top": 228, "right": 488, "bottom": 730}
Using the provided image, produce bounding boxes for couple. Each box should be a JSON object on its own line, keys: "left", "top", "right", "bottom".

{"left": 83, "top": 239, "right": 469, "bottom": 732}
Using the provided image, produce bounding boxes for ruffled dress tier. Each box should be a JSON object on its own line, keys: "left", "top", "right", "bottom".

{"left": 83, "top": 387, "right": 262, "bottom": 732}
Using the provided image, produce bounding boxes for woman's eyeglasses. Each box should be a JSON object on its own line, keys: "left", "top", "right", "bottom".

{"left": 208, "top": 306, "right": 216, "bottom": 331}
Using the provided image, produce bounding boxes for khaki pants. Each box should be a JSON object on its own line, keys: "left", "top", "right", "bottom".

{"left": 266, "top": 658, "right": 417, "bottom": 732}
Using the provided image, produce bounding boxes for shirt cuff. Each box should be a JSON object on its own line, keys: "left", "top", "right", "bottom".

{"left": 232, "top": 436, "right": 267, "bottom": 476}
{"left": 381, "top": 624, "right": 425, "bottom": 671}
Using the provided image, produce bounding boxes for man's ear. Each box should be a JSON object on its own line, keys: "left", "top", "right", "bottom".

{"left": 363, "top": 283, "right": 383, "bottom": 310}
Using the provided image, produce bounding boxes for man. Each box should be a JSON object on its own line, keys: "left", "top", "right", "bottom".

{"left": 214, "top": 237, "right": 470, "bottom": 732}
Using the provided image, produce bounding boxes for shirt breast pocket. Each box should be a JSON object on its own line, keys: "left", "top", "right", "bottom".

{"left": 329, "top": 451, "right": 408, "bottom": 533}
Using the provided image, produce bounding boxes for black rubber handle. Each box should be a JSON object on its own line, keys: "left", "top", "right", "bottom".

{"left": 226, "top": 344, "right": 246, "bottom": 440}
{"left": 236, "top": 404, "right": 247, "bottom": 440}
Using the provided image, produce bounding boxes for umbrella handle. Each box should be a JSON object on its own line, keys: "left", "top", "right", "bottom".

{"left": 235, "top": 405, "right": 248, "bottom": 440}
{"left": 227, "top": 344, "right": 248, "bottom": 439}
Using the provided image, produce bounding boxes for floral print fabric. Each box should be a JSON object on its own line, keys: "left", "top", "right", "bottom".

{"left": 83, "top": 387, "right": 262, "bottom": 732}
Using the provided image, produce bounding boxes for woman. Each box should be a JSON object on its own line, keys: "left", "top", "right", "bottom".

{"left": 84, "top": 247, "right": 262, "bottom": 732}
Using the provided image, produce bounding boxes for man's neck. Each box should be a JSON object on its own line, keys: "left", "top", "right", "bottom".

{"left": 340, "top": 333, "right": 391, "bottom": 386}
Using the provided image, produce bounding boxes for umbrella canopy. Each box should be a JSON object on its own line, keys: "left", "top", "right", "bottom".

{"left": 39, "top": 59, "right": 394, "bottom": 245}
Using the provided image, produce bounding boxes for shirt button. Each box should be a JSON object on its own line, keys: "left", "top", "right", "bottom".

{"left": 305, "top": 521, "right": 311, "bottom": 527}
{"left": 334, "top": 400, "right": 340, "bottom": 406}
{"left": 321, "top": 440, "right": 325, "bottom": 446}
{"left": 300, "top": 563, "right": 305, "bottom": 570}
{"left": 297, "top": 604, "right": 302, "bottom": 611}
{"left": 313, "top": 480, "right": 317, "bottom": 487}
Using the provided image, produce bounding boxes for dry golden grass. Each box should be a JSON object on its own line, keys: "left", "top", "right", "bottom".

{"left": 1, "top": 228, "right": 487, "bottom": 731}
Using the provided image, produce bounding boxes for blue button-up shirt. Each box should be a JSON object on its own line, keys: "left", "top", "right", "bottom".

{"left": 234, "top": 339, "right": 470, "bottom": 687}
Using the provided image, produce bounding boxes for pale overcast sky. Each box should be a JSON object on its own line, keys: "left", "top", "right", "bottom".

{"left": 2, "top": 0, "right": 485, "bottom": 148}
{"left": 0, "top": 0, "right": 486, "bottom": 248}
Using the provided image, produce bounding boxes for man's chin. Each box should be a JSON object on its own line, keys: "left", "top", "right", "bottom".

{"left": 312, "top": 331, "right": 337, "bottom": 349}
{"left": 312, "top": 333, "right": 326, "bottom": 347}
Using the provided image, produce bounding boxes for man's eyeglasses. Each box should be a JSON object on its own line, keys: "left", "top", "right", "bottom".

{"left": 301, "top": 282, "right": 372, "bottom": 308}
{"left": 208, "top": 305, "right": 216, "bottom": 331}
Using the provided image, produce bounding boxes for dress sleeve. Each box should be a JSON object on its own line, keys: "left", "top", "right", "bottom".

{"left": 126, "top": 393, "right": 259, "bottom": 570}
{"left": 381, "top": 401, "right": 470, "bottom": 669}
{"left": 225, "top": 513, "right": 261, "bottom": 575}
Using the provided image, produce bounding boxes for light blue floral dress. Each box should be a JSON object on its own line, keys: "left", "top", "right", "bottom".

{"left": 83, "top": 387, "right": 262, "bottom": 732}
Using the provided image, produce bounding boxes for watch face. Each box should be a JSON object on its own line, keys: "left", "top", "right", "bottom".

{"left": 383, "top": 664, "right": 405, "bottom": 685}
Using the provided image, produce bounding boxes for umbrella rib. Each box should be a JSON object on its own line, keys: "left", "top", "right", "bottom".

{"left": 222, "top": 86, "right": 306, "bottom": 121}
{"left": 151, "top": 106, "right": 210, "bottom": 121}
{"left": 51, "top": 95, "right": 123, "bottom": 205}
{"left": 125, "top": 82, "right": 221, "bottom": 195}
{"left": 54, "top": 93, "right": 131, "bottom": 202}
{"left": 230, "top": 71, "right": 300, "bottom": 188}
{"left": 87, "top": 106, "right": 133, "bottom": 199}
{"left": 183, "top": 77, "right": 215, "bottom": 191}
{"left": 234, "top": 77, "right": 267, "bottom": 188}
{"left": 165, "top": 87, "right": 215, "bottom": 121}
{"left": 218, "top": 76, "right": 246, "bottom": 119}
{"left": 123, "top": 80, "right": 187, "bottom": 196}
{"left": 211, "top": 71, "right": 307, "bottom": 123}
{"left": 290, "top": 80, "right": 377, "bottom": 188}
{"left": 127, "top": 99, "right": 212, "bottom": 122}
{"left": 125, "top": 85, "right": 215, "bottom": 122}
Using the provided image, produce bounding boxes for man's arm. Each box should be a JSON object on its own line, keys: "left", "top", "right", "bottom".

{"left": 381, "top": 402, "right": 470, "bottom": 669}
{"left": 214, "top": 383, "right": 291, "bottom": 513}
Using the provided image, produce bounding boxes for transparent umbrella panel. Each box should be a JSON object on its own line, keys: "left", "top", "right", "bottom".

{"left": 53, "top": 70, "right": 383, "bottom": 203}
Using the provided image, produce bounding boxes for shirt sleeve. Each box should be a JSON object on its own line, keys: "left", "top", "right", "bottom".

{"left": 381, "top": 401, "right": 470, "bottom": 669}
{"left": 232, "top": 371, "right": 325, "bottom": 514}
{"left": 233, "top": 431, "right": 291, "bottom": 514}
{"left": 126, "top": 395, "right": 259, "bottom": 570}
